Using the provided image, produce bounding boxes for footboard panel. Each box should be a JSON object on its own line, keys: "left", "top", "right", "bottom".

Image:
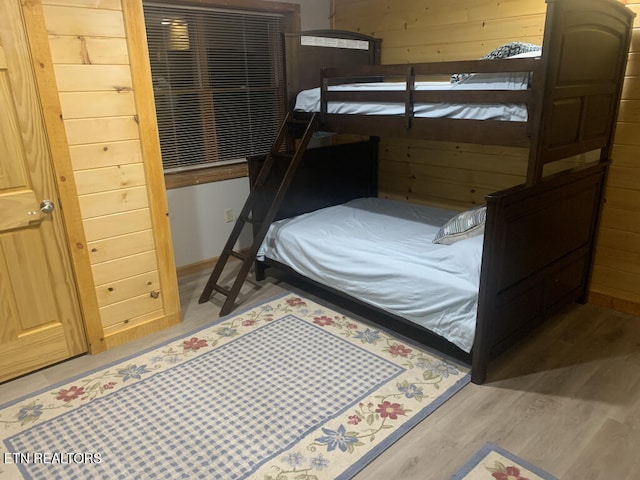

{"left": 472, "top": 162, "right": 608, "bottom": 383}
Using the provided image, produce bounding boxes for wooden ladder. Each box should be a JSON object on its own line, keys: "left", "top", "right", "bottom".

{"left": 198, "top": 112, "right": 319, "bottom": 315}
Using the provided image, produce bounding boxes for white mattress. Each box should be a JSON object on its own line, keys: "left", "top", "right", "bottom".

{"left": 294, "top": 70, "right": 531, "bottom": 122}
{"left": 257, "top": 198, "right": 484, "bottom": 352}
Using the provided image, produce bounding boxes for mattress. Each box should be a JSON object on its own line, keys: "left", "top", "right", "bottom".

{"left": 257, "top": 197, "right": 484, "bottom": 352}
{"left": 294, "top": 70, "right": 531, "bottom": 122}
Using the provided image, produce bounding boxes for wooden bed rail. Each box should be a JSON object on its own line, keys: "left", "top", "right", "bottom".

{"left": 321, "top": 57, "right": 542, "bottom": 80}
{"left": 320, "top": 58, "right": 541, "bottom": 132}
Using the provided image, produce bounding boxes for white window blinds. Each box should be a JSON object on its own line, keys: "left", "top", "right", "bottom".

{"left": 143, "top": 3, "right": 287, "bottom": 172}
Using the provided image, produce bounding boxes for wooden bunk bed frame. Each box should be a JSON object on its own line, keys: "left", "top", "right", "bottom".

{"left": 204, "top": 0, "right": 635, "bottom": 385}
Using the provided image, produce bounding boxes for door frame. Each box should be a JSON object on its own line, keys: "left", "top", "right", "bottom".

{"left": 20, "top": 1, "right": 104, "bottom": 352}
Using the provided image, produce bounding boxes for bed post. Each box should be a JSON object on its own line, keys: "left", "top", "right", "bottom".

{"left": 527, "top": 0, "right": 635, "bottom": 186}
{"left": 471, "top": 198, "right": 502, "bottom": 384}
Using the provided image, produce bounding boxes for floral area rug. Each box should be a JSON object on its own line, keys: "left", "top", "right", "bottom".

{"left": 450, "top": 443, "right": 559, "bottom": 480}
{"left": 0, "top": 292, "right": 469, "bottom": 479}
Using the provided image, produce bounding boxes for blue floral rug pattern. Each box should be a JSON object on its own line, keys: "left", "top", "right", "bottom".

{"left": 450, "top": 443, "right": 559, "bottom": 480}
{"left": 1, "top": 292, "right": 469, "bottom": 479}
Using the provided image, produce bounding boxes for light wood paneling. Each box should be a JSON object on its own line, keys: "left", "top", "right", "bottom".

{"left": 101, "top": 310, "right": 170, "bottom": 348}
{"left": 622, "top": 76, "right": 640, "bottom": 99}
{"left": 600, "top": 206, "right": 640, "bottom": 233}
{"left": 611, "top": 144, "right": 640, "bottom": 167}
{"left": 88, "top": 229, "right": 155, "bottom": 265}
{"left": 99, "top": 291, "right": 164, "bottom": 327}
{"left": 60, "top": 90, "right": 136, "bottom": 119}
{"left": 49, "top": 36, "right": 129, "bottom": 64}
{"left": 95, "top": 270, "right": 160, "bottom": 306}
{"left": 78, "top": 186, "right": 150, "bottom": 219}
{"left": 42, "top": 5, "right": 125, "bottom": 37}
{"left": 83, "top": 208, "right": 152, "bottom": 242}
{"left": 42, "top": 0, "right": 122, "bottom": 9}
{"left": 596, "top": 228, "right": 640, "bottom": 255}
{"left": 614, "top": 122, "right": 640, "bottom": 146}
{"left": 64, "top": 116, "right": 140, "bottom": 146}
{"left": 121, "top": 0, "right": 180, "bottom": 329}
{"left": 334, "top": 0, "right": 640, "bottom": 315}
{"left": 38, "top": 0, "right": 180, "bottom": 347}
{"left": 591, "top": 1, "right": 640, "bottom": 313}
{"left": 593, "top": 246, "right": 640, "bottom": 276}
{"left": 54, "top": 64, "right": 132, "bottom": 92}
{"left": 618, "top": 100, "right": 640, "bottom": 123}
{"left": 69, "top": 139, "right": 142, "bottom": 170}
{"left": 74, "top": 164, "right": 146, "bottom": 195}
{"left": 608, "top": 166, "right": 640, "bottom": 190}
{"left": 91, "top": 250, "right": 158, "bottom": 286}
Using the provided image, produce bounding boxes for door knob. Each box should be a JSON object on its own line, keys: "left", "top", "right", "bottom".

{"left": 40, "top": 199, "right": 55, "bottom": 214}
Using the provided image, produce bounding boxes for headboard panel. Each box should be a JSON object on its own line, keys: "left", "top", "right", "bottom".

{"left": 529, "top": 0, "right": 635, "bottom": 178}
{"left": 283, "top": 30, "right": 381, "bottom": 110}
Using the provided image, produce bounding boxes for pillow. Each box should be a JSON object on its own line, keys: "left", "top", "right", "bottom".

{"left": 451, "top": 42, "right": 542, "bottom": 83}
{"left": 432, "top": 206, "right": 487, "bottom": 245}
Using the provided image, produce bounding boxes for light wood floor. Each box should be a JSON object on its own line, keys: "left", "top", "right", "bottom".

{"left": 2, "top": 266, "right": 639, "bottom": 479}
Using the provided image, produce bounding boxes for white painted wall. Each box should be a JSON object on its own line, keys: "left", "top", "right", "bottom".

{"left": 167, "top": 0, "right": 330, "bottom": 268}
{"left": 292, "top": 0, "right": 331, "bottom": 31}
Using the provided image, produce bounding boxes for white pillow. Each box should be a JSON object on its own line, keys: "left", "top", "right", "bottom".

{"left": 432, "top": 206, "right": 487, "bottom": 245}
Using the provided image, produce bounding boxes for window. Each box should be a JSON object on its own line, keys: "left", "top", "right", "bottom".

{"left": 143, "top": 1, "right": 294, "bottom": 179}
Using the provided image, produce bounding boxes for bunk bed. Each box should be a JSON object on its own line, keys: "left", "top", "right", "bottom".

{"left": 207, "top": 0, "right": 635, "bottom": 384}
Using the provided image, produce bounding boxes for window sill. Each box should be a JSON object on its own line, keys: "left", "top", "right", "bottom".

{"left": 164, "top": 162, "right": 248, "bottom": 189}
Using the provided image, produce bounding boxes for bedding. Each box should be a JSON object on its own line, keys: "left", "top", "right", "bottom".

{"left": 450, "top": 42, "right": 541, "bottom": 83}
{"left": 295, "top": 51, "right": 541, "bottom": 122}
{"left": 257, "top": 197, "right": 484, "bottom": 352}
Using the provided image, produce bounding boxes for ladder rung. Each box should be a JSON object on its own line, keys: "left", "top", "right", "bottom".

{"left": 287, "top": 118, "right": 311, "bottom": 126}
{"left": 241, "top": 215, "right": 260, "bottom": 225}
{"left": 227, "top": 250, "right": 247, "bottom": 261}
{"left": 287, "top": 117, "right": 309, "bottom": 127}
{"left": 272, "top": 152, "right": 294, "bottom": 160}
{"left": 211, "top": 284, "right": 231, "bottom": 297}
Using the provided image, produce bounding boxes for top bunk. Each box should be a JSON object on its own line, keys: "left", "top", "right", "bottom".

{"left": 284, "top": 0, "right": 635, "bottom": 182}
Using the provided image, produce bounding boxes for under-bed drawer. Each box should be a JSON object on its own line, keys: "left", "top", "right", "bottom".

{"left": 543, "top": 255, "right": 588, "bottom": 310}
{"left": 489, "top": 252, "right": 588, "bottom": 355}
{"left": 490, "top": 284, "right": 544, "bottom": 355}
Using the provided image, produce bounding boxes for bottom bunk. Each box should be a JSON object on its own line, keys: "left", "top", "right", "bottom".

{"left": 257, "top": 197, "right": 483, "bottom": 354}
{"left": 248, "top": 140, "right": 609, "bottom": 384}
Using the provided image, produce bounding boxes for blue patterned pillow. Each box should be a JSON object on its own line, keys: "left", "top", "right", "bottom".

{"left": 432, "top": 206, "right": 487, "bottom": 245}
{"left": 451, "top": 42, "right": 542, "bottom": 83}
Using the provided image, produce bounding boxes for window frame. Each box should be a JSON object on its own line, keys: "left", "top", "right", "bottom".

{"left": 142, "top": 0, "right": 301, "bottom": 189}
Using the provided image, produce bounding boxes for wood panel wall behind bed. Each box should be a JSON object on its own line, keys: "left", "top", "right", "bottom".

{"left": 332, "top": 0, "right": 640, "bottom": 315}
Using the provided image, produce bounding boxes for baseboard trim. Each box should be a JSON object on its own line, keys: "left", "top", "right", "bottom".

{"left": 588, "top": 291, "right": 640, "bottom": 317}
{"left": 177, "top": 257, "right": 217, "bottom": 278}
{"left": 176, "top": 249, "right": 250, "bottom": 278}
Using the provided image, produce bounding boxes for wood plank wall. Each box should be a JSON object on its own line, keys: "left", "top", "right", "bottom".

{"left": 39, "top": 0, "right": 181, "bottom": 349}
{"left": 332, "top": 0, "right": 640, "bottom": 315}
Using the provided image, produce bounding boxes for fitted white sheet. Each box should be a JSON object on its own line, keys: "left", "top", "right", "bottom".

{"left": 294, "top": 70, "right": 531, "bottom": 122}
{"left": 257, "top": 198, "right": 483, "bottom": 352}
